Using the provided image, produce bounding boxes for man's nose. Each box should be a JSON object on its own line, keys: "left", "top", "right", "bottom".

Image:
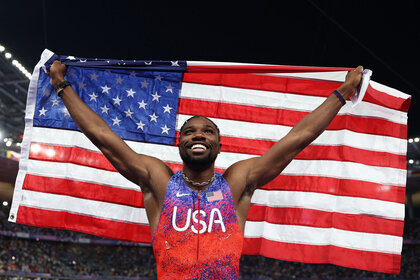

{"left": 192, "top": 131, "right": 206, "bottom": 139}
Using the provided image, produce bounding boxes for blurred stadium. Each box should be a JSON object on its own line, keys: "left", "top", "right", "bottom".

{"left": 1, "top": 33, "right": 420, "bottom": 279}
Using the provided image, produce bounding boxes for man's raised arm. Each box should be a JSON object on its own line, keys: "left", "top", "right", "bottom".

{"left": 48, "top": 61, "right": 173, "bottom": 194}
{"left": 226, "top": 66, "right": 363, "bottom": 191}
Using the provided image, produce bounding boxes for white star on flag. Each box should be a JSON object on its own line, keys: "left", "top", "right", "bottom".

{"left": 161, "top": 124, "right": 170, "bottom": 134}
{"left": 101, "top": 85, "right": 111, "bottom": 94}
{"left": 89, "top": 92, "right": 98, "bottom": 102}
{"left": 126, "top": 88, "right": 136, "bottom": 98}
{"left": 151, "top": 92, "right": 161, "bottom": 102}
{"left": 162, "top": 104, "right": 173, "bottom": 113}
{"left": 113, "top": 96, "right": 123, "bottom": 106}
{"left": 100, "top": 104, "right": 110, "bottom": 114}
{"left": 78, "top": 81, "right": 86, "bottom": 90}
{"left": 149, "top": 112, "right": 158, "bottom": 122}
{"left": 136, "top": 120, "right": 145, "bottom": 130}
{"left": 115, "top": 76, "right": 124, "bottom": 84}
{"left": 154, "top": 75, "right": 162, "bottom": 81}
{"left": 90, "top": 73, "right": 99, "bottom": 81}
{"left": 140, "top": 80, "right": 149, "bottom": 88}
{"left": 51, "top": 98, "right": 61, "bottom": 106}
{"left": 111, "top": 116, "right": 122, "bottom": 126}
{"left": 39, "top": 107, "right": 47, "bottom": 116}
{"left": 62, "top": 107, "right": 70, "bottom": 117}
{"left": 124, "top": 109, "right": 134, "bottom": 118}
{"left": 138, "top": 100, "right": 147, "bottom": 110}
{"left": 171, "top": 61, "right": 180, "bottom": 67}
{"left": 165, "top": 84, "right": 174, "bottom": 93}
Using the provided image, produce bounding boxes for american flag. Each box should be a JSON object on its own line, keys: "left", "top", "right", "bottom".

{"left": 206, "top": 190, "right": 223, "bottom": 202}
{"left": 9, "top": 49, "right": 410, "bottom": 274}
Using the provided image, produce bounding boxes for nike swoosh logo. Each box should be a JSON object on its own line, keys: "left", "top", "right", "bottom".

{"left": 176, "top": 191, "right": 190, "bottom": 197}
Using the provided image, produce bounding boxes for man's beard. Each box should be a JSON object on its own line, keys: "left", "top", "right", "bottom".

{"left": 180, "top": 151, "right": 217, "bottom": 169}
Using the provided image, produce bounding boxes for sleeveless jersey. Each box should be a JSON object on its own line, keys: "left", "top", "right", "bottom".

{"left": 152, "top": 171, "right": 243, "bottom": 279}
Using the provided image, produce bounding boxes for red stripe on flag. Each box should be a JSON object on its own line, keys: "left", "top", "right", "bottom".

{"left": 178, "top": 98, "right": 407, "bottom": 139}
{"left": 28, "top": 144, "right": 405, "bottom": 203}
{"left": 16, "top": 206, "right": 152, "bottom": 244}
{"left": 263, "top": 175, "right": 405, "bottom": 204}
{"left": 187, "top": 65, "right": 353, "bottom": 74}
{"left": 242, "top": 238, "right": 401, "bottom": 274}
{"left": 22, "top": 174, "right": 144, "bottom": 208}
{"left": 247, "top": 205, "right": 403, "bottom": 236}
{"left": 182, "top": 73, "right": 409, "bottom": 111}
{"left": 29, "top": 143, "right": 116, "bottom": 171}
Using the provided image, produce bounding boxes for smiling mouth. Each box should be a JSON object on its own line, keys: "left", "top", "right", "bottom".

{"left": 190, "top": 144, "right": 207, "bottom": 151}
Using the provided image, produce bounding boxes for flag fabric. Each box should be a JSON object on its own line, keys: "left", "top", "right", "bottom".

{"left": 9, "top": 49, "right": 410, "bottom": 274}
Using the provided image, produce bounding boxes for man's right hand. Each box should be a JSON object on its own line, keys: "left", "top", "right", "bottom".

{"left": 49, "top": 60, "right": 67, "bottom": 88}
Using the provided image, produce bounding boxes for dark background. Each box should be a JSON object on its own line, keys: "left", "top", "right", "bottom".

{"left": 0, "top": 0, "right": 418, "bottom": 136}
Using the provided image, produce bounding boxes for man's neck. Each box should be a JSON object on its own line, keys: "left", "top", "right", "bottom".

{"left": 182, "top": 164, "right": 215, "bottom": 190}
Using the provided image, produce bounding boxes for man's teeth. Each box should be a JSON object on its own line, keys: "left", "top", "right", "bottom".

{"left": 191, "top": 144, "right": 207, "bottom": 150}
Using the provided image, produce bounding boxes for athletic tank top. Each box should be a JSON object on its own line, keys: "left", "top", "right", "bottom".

{"left": 152, "top": 171, "right": 243, "bottom": 279}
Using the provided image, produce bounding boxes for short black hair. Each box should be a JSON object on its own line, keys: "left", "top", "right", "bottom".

{"left": 179, "top": 116, "right": 220, "bottom": 140}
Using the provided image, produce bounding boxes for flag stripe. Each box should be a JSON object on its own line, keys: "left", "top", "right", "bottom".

{"left": 16, "top": 205, "right": 151, "bottom": 243}
{"left": 20, "top": 190, "right": 149, "bottom": 224}
{"left": 182, "top": 72, "right": 409, "bottom": 112}
{"left": 247, "top": 205, "right": 404, "bottom": 236}
{"left": 186, "top": 63, "right": 353, "bottom": 73}
{"left": 179, "top": 82, "right": 408, "bottom": 126}
{"left": 178, "top": 98, "right": 407, "bottom": 139}
{"left": 263, "top": 174, "right": 405, "bottom": 204}
{"left": 251, "top": 190, "right": 404, "bottom": 220}
{"left": 22, "top": 174, "right": 144, "bottom": 208}
{"left": 243, "top": 221, "right": 402, "bottom": 254}
{"left": 242, "top": 238, "right": 401, "bottom": 274}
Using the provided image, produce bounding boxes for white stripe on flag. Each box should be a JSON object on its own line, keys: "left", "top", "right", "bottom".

{"left": 251, "top": 190, "right": 404, "bottom": 220}
{"left": 20, "top": 190, "right": 149, "bottom": 224}
{"left": 27, "top": 159, "right": 139, "bottom": 190}
{"left": 244, "top": 221, "right": 403, "bottom": 254}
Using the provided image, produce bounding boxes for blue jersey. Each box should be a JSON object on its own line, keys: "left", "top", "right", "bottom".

{"left": 152, "top": 171, "right": 243, "bottom": 279}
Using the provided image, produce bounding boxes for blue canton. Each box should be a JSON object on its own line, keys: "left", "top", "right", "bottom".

{"left": 34, "top": 58, "right": 185, "bottom": 145}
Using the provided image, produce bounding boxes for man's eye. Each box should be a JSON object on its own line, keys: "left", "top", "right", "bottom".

{"left": 205, "top": 129, "right": 214, "bottom": 134}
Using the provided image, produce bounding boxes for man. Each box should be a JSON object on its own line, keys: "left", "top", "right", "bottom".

{"left": 49, "top": 60, "right": 363, "bottom": 279}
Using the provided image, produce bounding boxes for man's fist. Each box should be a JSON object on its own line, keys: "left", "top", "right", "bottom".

{"left": 49, "top": 60, "right": 67, "bottom": 88}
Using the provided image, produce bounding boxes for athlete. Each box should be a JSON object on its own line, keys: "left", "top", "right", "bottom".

{"left": 49, "top": 61, "right": 363, "bottom": 279}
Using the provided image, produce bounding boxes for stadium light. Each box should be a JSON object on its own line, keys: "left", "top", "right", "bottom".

{"left": 408, "top": 138, "right": 413, "bottom": 143}
{"left": 2, "top": 201, "right": 8, "bottom": 207}
{"left": 0, "top": 43, "right": 31, "bottom": 79}
{"left": 6, "top": 140, "right": 12, "bottom": 147}
{"left": 408, "top": 159, "right": 414, "bottom": 164}
{"left": 415, "top": 137, "right": 420, "bottom": 143}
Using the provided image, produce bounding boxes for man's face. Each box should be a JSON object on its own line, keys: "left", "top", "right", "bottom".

{"left": 178, "top": 117, "right": 221, "bottom": 167}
